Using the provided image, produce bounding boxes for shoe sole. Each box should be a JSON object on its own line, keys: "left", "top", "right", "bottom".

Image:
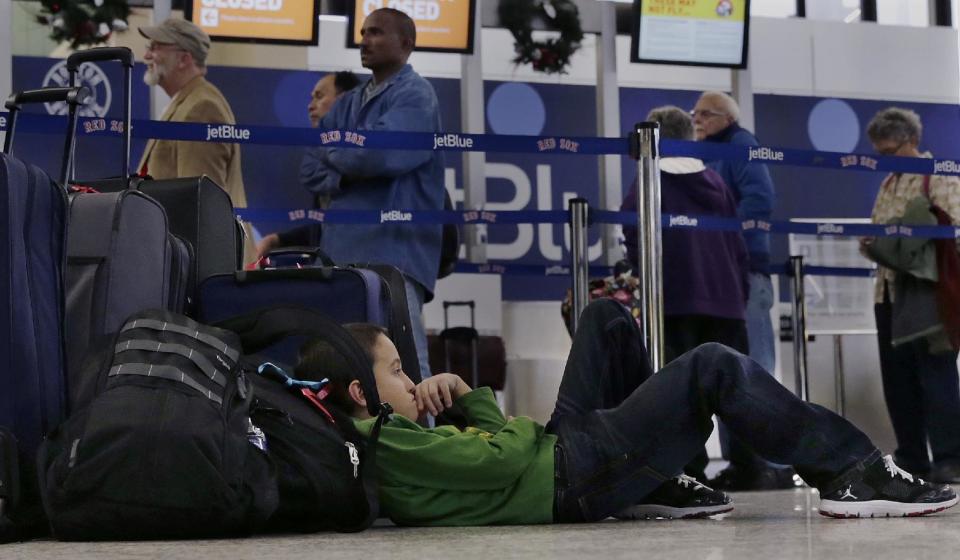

{"left": 818, "top": 495, "right": 959, "bottom": 518}
{"left": 617, "top": 504, "right": 734, "bottom": 520}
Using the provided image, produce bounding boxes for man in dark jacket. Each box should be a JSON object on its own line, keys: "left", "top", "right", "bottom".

{"left": 692, "top": 91, "right": 792, "bottom": 490}
{"left": 622, "top": 105, "right": 749, "bottom": 483}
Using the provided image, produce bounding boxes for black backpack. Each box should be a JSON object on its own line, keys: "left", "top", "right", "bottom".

{"left": 37, "top": 309, "right": 279, "bottom": 540}
{"left": 216, "top": 307, "right": 391, "bottom": 534}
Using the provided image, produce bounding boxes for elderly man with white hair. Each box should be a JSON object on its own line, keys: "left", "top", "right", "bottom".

{"left": 691, "top": 91, "right": 786, "bottom": 491}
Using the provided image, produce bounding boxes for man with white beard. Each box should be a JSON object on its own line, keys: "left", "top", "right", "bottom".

{"left": 137, "top": 18, "right": 254, "bottom": 263}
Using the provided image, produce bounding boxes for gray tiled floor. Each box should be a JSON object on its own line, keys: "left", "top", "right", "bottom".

{"left": 6, "top": 489, "right": 960, "bottom": 560}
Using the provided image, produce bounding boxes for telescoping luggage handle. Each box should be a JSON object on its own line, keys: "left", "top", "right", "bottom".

{"left": 66, "top": 47, "right": 134, "bottom": 184}
{"left": 442, "top": 300, "right": 476, "bottom": 330}
{"left": 3, "top": 86, "right": 92, "bottom": 185}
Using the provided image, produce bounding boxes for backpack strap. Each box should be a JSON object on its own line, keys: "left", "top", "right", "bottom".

{"left": 923, "top": 174, "right": 932, "bottom": 199}
{"left": 217, "top": 306, "right": 392, "bottom": 532}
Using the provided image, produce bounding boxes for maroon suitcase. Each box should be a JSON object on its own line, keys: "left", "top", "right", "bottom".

{"left": 427, "top": 301, "right": 506, "bottom": 390}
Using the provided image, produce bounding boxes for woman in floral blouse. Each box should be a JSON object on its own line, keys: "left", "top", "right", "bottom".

{"left": 862, "top": 107, "right": 960, "bottom": 484}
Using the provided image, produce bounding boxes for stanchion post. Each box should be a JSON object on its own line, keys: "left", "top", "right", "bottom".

{"left": 834, "top": 335, "right": 846, "bottom": 416}
{"left": 630, "top": 122, "right": 665, "bottom": 372}
{"left": 568, "top": 198, "right": 590, "bottom": 333}
{"left": 789, "top": 256, "right": 810, "bottom": 401}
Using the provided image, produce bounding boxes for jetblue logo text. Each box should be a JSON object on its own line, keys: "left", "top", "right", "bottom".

{"left": 817, "top": 223, "right": 844, "bottom": 235}
{"left": 935, "top": 160, "right": 960, "bottom": 174}
{"left": 545, "top": 266, "right": 571, "bottom": 276}
{"left": 433, "top": 134, "right": 474, "bottom": 150}
{"left": 381, "top": 210, "right": 413, "bottom": 223}
{"left": 669, "top": 215, "right": 699, "bottom": 227}
{"left": 0, "top": 114, "right": 7, "bottom": 130}
{"left": 206, "top": 124, "right": 251, "bottom": 141}
{"left": 748, "top": 147, "right": 784, "bottom": 162}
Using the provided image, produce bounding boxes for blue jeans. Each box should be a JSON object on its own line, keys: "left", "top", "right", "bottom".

{"left": 745, "top": 272, "right": 776, "bottom": 372}
{"left": 875, "top": 301, "right": 960, "bottom": 473}
{"left": 404, "top": 276, "right": 432, "bottom": 381}
{"left": 548, "top": 299, "right": 877, "bottom": 523}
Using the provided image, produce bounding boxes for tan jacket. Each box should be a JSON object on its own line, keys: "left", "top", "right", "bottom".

{"left": 139, "top": 76, "right": 255, "bottom": 263}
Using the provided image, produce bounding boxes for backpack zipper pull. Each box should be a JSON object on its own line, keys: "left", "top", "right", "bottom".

{"left": 345, "top": 442, "right": 360, "bottom": 479}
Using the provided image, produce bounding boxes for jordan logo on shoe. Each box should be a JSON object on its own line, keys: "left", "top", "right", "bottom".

{"left": 840, "top": 485, "right": 857, "bottom": 500}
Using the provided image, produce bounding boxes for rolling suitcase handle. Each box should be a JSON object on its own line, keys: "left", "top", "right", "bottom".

{"left": 3, "top": 86, "right": 92, "bottom": 184}
{"left": 66, "top": 47, "right": 134, "bottom": 185}
{"left": 441, "top": 301, "right": 479, "bottom": 388}
{"left": 263, "top": 246, "right": 336, "bottom": 268}
{"left": 442, "top": 300, "right": 475, "bottom": 330}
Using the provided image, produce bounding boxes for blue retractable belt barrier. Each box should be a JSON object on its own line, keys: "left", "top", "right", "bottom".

{"left": 4, "top": 111, "right": 960, "bottom": 176}
{"left": 240, "top": 208, "right": 960, "bottom": 241}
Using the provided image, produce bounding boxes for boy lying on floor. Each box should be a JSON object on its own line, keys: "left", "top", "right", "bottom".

{"left": 294, "top": 299, "right": 957, "bottom": 523}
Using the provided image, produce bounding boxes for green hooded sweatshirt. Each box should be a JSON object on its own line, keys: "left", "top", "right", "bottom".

{"left": 354, "top": 387, "right": 557, "bottom": 526}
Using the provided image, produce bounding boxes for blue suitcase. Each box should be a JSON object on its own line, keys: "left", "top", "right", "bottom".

{"left": 0, "top": 150, "right": 69, "bottom": 542}
{"left": 196, "top": 267, "right": 392, "bottom": 368}
{"left": 1, "top": 83, "right": 85, "bottom": 540}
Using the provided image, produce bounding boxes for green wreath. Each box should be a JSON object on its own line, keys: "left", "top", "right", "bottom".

{"left": 498, "top": 0, "right": 584, "bottom": 75}
{"left": 37, "top": 0, "right": 131, "bottom": 49}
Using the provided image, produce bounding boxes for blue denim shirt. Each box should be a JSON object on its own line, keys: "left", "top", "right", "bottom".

{"left": 302, "top": 65, "right": 444, "bottom": 294}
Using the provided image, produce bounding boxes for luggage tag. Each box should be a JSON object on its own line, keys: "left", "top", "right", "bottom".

{"left": 257, "top": 362, "right": 336, "bottom": 424}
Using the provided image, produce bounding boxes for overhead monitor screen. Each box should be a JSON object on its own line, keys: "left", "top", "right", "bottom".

{"left": 630, "top": 0, "right": 750, "bottom": 68}
{"left": 348, "top": 0, "right": 476, "bottom": 54}
{"left": 185, "top": 0, "right": 320, "bottom": 45}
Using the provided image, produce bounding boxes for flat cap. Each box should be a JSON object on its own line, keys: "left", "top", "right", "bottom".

{"left": 139, "top": 18, "right": 211, "bottom": 65}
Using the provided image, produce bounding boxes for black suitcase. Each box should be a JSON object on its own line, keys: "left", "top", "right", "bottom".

{"left": 79, "top": 176, "right": 244, "bottom": 308}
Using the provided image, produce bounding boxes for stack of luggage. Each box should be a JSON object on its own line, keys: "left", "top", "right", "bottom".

{"left": 0, "top": 47, "right": 424, "bottom": 542}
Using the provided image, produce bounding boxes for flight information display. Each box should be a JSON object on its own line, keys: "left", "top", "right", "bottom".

{"left": 631, "top": 0, "right": 750, "bottom": 68}
{"left": 186, "top": 0, "right": 320, "bottom": 46}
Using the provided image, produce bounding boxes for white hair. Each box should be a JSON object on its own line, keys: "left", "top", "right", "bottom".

{"left": 700, "top": 91, "right": 740, "bottom": 122}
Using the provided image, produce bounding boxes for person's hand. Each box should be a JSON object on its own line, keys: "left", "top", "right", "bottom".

{"left": 255, "top": 233, "right": 281, "bottom": 261}
{"left": 414, "top": 373, "right": 470, "bottom": 416}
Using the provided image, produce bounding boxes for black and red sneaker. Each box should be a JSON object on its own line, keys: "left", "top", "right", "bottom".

{"left": 615, "top": 474, "right": 733, "bottom": 520}
{"left": 819, "top": 455, "right": 958, "bottom": 518}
